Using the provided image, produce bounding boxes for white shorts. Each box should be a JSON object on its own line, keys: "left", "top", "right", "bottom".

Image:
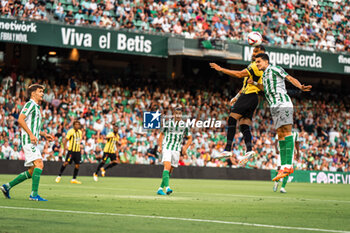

{"left": 161, "top": 149, "right": 180, "bottom": 168}
{"left": 270, "top": 102, "right": 293, "bottom": 129}
{"left": 23, "top": 144, "right": 42, "bottom": 167}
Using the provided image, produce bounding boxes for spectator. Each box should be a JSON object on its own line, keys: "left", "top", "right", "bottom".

{"left": 2, "top": 141, "right": 14, "bottom": 160}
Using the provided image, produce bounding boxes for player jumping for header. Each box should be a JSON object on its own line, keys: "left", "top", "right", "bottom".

{"left": 210, "top": 45, "right": 266, "bottom": 164}
{"left": 249, "top": 53, "right": 311, "bottom": 181}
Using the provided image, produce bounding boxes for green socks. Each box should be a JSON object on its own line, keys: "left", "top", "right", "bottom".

{"left": 160, "top": 170, "right": 170, "bottom": 188}
{"left": 31, "top": 168, "right": 42, "bottom": 197}
{"left": 282, "top": 175, "right": 289, "bottom": 188}
{"left": 285, "top": 135, "right": 294, "bottom": 165}
{"left": 5, "top": 168, "right": 43, "bottom": 196}
{"left": 278, "top": 140, "right": 286, "bottom": 166}
{"left": 7, "top": 171, "right": 32, "bottom": 189}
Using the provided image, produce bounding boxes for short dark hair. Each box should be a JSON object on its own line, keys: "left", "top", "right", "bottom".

{"left": 255, "top": 53, "right": 269, "bottom": 62}
{"left": 73, "top": 120, "right": 81, "bottom": 125}
{"left": 255, "top": 45, "right": 266, "bottom": 52}
{"left": 27, "top": 84, "right": 44, "bottom": 98}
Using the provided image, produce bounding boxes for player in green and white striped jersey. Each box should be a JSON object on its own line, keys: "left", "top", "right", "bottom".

{"left": 250, "top": 53, "right": 311, "bottom": 182}
{"left": 21, "top": 97, "right": 42, "bottom": 147}
{"left": 273, "top": 131, "right": 301, "bottom": 193}
{"left": 157, "top": 106, "right": 192, "bottom": 195}
{"left": 1, "top": 84, "right": 54, "bottom": 201}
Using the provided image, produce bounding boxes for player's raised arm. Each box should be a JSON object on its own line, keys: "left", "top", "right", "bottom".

{"left": 210, "top": 63, "right": 249, "bottom": 78}
{"left": 285, "top": 75, "right": 312, "bottom": 92}
{"left": 18, "top": 113, "right": 37, "bottom": 144}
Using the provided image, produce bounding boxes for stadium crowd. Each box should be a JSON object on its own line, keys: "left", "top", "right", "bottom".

{"left": 0, "top": 67, "right": 349, "bottom": 173}
{"left": 0, "top": 0, "right": 350, "bottom": 53}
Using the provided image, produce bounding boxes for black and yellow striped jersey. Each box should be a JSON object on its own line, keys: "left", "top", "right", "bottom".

{"left": 103, "top": 132, "right": 119, "bottom": 154}
{"left": 241, "top": 61, "right": 264, "bottom": 94}
{"left": 66, "top": 128, "right": 82, "bottom": 152}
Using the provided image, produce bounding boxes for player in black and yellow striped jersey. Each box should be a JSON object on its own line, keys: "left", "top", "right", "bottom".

{"left": 93, "top": 125, "right": 120, "bottom": 181}
{"left": 56, "top": 120, "right": 83, "bottom": 184}
{"left": 210, "top": 45, "right": 265, "bottom": 163}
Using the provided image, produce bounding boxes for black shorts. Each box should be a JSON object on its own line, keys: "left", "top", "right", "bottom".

{"left": 231, "top": 93, "right": 258, "bottom": 119}
{"left": 103, "top": 152, "right": 117, "bottom": 162}
{"left": 66, "top": 151, "right": 81, "bottom": 164}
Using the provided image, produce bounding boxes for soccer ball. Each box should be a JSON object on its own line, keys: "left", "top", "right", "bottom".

{"left": 247, "top": 31, "right": 263, "bottom": 47}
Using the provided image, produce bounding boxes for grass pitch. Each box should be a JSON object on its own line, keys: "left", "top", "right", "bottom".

{"left": 0, "top": 174, "right": 349, "bottom": 233}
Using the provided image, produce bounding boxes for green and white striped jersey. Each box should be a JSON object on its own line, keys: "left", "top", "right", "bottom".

{"left": 20, "top": 99, "right": 42, "bottom": 146}
{"left": 262, "top": 65, "right": 292, "bottom": 106}
{"left": 162, "top": 124, "right": 190, "bottom": 152}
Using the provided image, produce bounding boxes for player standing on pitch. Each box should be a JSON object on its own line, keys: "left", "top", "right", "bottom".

{"left": 209, "top": 45, "right": 265, "bottom": 164}
{"left": 157, "top": 106, "right": 192, "bottom": 195}
{"left": 249, "top": 53, "right": 311, "bottom": 181}
{"left": 1, "top": 84, "right": 54, "bottom": 201}
{"left": 55, "top": 120, "right": 83, "bottom": 184}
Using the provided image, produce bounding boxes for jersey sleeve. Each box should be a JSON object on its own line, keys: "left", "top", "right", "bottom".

{"left": 245, "top": 62, "right": 261, "bottom": 81}
{"left": 245, "top": 63, "right": 254, "bottom": 77}
{"left": 66, "top": 129, "right": 73, "bottom": 140}
{"left": 276, "top": 66, "right": 288, "bottom": 79}
{"left": 20, "top": 102, "right": 34, "bottom": 117}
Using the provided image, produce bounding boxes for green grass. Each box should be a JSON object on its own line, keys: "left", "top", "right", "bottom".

{"left": 0, "top": 174, "right": 349, "bottom": 233}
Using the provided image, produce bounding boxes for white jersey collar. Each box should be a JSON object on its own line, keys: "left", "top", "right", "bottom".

{"left": 30, "top": 99, "right": 39, "bottom": 107}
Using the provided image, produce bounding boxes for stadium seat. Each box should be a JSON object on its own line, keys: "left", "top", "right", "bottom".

{"left": 88, "top": 14, "right": 94, "bottom": 22}
{"left": 201, "top": 40, "right": 213, "bottom": 49}
{"left": 66, "top": 5, "right": 74, "bottom": 13}
{"left": 109, "top": 10, "right": 116, "bottom": 17}
{"left": 46, "top": 2, "right": 52, "bottom": 10}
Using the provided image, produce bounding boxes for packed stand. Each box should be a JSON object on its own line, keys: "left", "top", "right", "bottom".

{"left": 0, "top": 67, "right": 349, "bottom": 172}
{"left": 1, "top": 0, "right": 350, "bottom": 53}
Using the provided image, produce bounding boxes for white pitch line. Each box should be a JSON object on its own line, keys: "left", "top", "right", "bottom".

{"left": 40, "top": 184, "right": 350, "bottom": 204}
{"left": 0, "top": 206, "right": 349, "bottom": 233}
